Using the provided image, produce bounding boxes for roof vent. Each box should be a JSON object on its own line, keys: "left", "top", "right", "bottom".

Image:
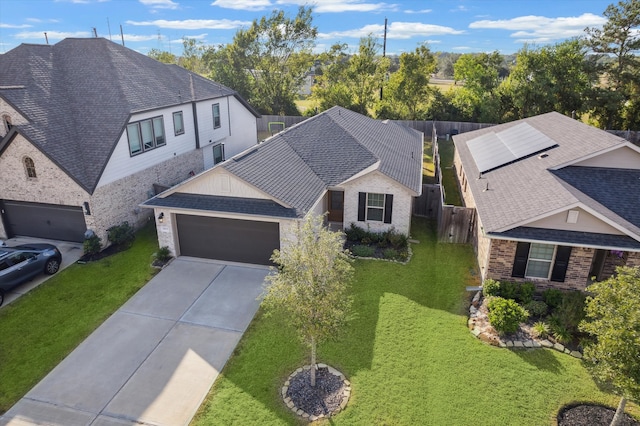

{"left": 538, "top": 153, "right": 549, "bottom": 159}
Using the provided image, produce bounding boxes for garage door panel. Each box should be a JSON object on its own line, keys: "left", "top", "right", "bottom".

{"left": 176, "top": 215, "right": 279, "bottom": 265}
{"left": 1, "top": 200, "right": 86, "bottom": 242}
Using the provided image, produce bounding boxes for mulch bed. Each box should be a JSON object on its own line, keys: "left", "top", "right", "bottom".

{"left": 78, "top": 243, "right": 129, "bottom": 262}
{"left": 286, "top": 367, "right": 346, "bottom": 417}
{"left": 558, "top": 404, "right": 640, "bottom": 426}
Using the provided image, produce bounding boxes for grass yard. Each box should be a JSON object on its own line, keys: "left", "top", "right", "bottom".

{"left": 193, "top": 218, "right": 637, "bottom": 425}
{"left": 0, "top": 224, "right": 159, "bottom": 413}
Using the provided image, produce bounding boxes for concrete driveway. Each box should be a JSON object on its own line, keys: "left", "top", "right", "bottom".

{"left": 0, "top": 257, "right": 270, "bottom": 426}
{"left": 1, "top": 237, "right": 83, "bottom": 308}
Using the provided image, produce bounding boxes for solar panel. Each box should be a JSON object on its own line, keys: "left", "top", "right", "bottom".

{"left": 467, "top": 123, "right": 557, "bottom": 173}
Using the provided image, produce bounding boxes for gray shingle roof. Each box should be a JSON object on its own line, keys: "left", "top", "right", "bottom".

{"left": 144, "top": 193, "right": 298, "bottom": 218}
{"left": 453, "top": 112, "right": 638, "bottom": 237}
{"left": 222, "top": 106, "right": 423, "bottom": 217}
{"left": 0, "top": 38, "right": 258, "bottom": 194}
{"left": 489, "top": 227, "right": 640, "bottom": 250}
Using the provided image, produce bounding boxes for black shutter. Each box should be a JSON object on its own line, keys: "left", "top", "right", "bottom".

{"left": 384, "top": 194, "right": 393, "bottom": 224}
{"left": 551, "top": 246, "right": 572, "bottom": 282}
{"left": 358, "top": 192, "right": 366, "bottom": 222}
{"left": 511, "top": 242, "right": 530, "bottom": 278}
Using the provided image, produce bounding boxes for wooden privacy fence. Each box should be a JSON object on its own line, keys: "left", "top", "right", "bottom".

{"left": 413, "top": 184, "right": 442, "bottom": 220}
{"left": 438, "top": 206, "right": 476, "bottom": 244}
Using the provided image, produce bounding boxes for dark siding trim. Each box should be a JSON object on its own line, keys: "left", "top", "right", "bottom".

{"left": 384, "top": 194, "right": 393, "bottom": 224}
{"left": 551, "top": 246, "right": 572, "bottom": 282}
{"left": 511, "top": 242, "right": 530, "bottom": 278}
{"left": 358, "top": 192, "right": 366, "bottom": 222}
{"left": 192, "top": 101, "right": 200, "bottom": 149}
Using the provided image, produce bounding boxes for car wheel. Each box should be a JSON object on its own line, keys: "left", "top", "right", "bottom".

{"left": 0, "top": 290, "right": 4, "bottom": 307}
{"left": 45, "top": 258, "right": 61, "bottom": 275}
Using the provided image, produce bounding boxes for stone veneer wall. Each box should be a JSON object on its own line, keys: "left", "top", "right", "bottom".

{"left": 485, "top": 239, "right": 594, "bottom": 291}
{"left": 90, "top": 149, "right": 204, "bottom": 244}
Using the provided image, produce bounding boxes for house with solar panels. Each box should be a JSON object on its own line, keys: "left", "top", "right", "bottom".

{"left": 0, "top": 38, "right": 260, "bottom": 245}
{"left": 453, "top": 112, "right": 640, "bottom": 290}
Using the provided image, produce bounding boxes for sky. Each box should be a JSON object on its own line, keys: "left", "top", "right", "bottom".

{"left": 0, "top": 0, "right": 615, "bottom": 56}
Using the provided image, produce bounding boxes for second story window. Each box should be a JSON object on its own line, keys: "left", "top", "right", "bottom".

{"left": 24, "top": 157, "right": 37, "bottom": 178}
{"left": 213, "top": 103, "right": 221, "bottom": 129}
{"left": 127, "top": 116, "right": 166, "bottom": 156}
{"left": 2, "top": 115, "right": 12, "bottom": 134}
{"left": 173, "top": 111, "right": 184, "bottom": 135}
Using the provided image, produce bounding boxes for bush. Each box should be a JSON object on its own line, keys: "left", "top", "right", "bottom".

{"left": 382, "top": 248, "right": 399, "bottom": 260}
{"left": 384, "top": 228, "right": 408, "bottom": 249}
{"left": 83, "top": 234, "right": 102, "bottom": 256}
{"left": 345, "top": 224, "right": 367, "bottom": 242}
{"left": 107, "top": 221, "right": 135, "bottom": 246}
{"left": 543, "top": 288, "right": 563, "bottom": 308}
{"left": 482, "top": 279, "right": 501, "bottom": 297}
{"left": 556, "top": 291, "right": 586, "bottom": 333}
{"left": 551, "top": 324, "right": 573, "bottom": 344}
{"left": 350, "top": 245, "right": 375, "bottom": 257}
{"left": 500, "top": 281, "right": 519, "bottom": 300}
{"left": 487, "top": 297, "right": 529, "bottom": 335}
{"left": 531, "top": 321, "right": 550, "bottom": 339}
{"left": 523, "top": 300, "right": 548, "bottom": 318}
{"left": 518, "top": 282, "right": 536, "bottom": 304}
{"left": 155, "top": 246, "right": 172, "bottom": 263}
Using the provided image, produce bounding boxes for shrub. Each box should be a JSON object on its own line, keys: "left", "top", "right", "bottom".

{"left": 155, "top": 246, "right": 172, "bottom": 263}
{"left": 518, "top": 282, "right": 536, "bottom": 304}
{"left": 500, "top": 281, "right": 519, "bottom": 300}
{"left": 551, "top": 324, "right": 573, "bottom": 344}
{"left": 482, "top": 279, "right": 500, "bottom": 297}
{"left": 531, "top": 321, "right": 550, "bottom": 339}
{"left": 345, "top": 224, "right": 367, "bottom": 242}
{"left": 543, "top": 288, "right": 563, "bottom": 308}
{"left": 523, "top": 300, "right": 548, "bottom": 318}
{"left": 556, "top": 291, "right": 586, "bottom": 333}
{"left": 382, "top": 248, "right": 399, "bottom": 260}
{"left": 350, "top": 245, "right": 375, "bottom": 257}
{"left": 83, "top": 234, "right": 102, "bottom": 256}
{"left": 384, "top": 228, "right": 408, "bottom": 249}
{"left": 487, "top": 297, "right": 529, "bottom": 335}
{"left": 107, "top": 221, "right": 135, "bottom": 246}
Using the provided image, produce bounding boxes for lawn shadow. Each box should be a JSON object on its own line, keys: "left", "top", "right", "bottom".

{"left": 511, "top": 347, "right": 566, "bottom": 374}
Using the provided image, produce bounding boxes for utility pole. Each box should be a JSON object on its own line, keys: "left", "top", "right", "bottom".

{"left": 380, "top": 17, "right": 388, "bottom": 101}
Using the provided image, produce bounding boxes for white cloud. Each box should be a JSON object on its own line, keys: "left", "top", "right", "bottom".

{"left": 140, "top": 0, "right": 180, "bottom": 9}
{"left": 320, "top": 22, "right": 462, "bottom": 40}
{"left": 470, "top": 13, "right": 606, "bottom": 43}
{"left": 126, "top": 18, "right": 251, "bottom": 30}
{"left": 452, "top": 46, "right": 472, "bottom": 51}
{"left": 404, "top": 9, "right": 432, "bottom": 14}
{"left": 26, "top": 18, "right": 60, "bottom": 23}
{"left": 212, "top": 0, "right": 271, "bottom": 11}
{"left": 450, "top": 5, "right": 469, "bottom": 13}
{"left": 0, "top": 23, "right": 32, "bottom": 29}
{"left": 15, "top": 30, "right": 92, "bottom": 40}
{"left": 122, "top": 33, "right": 162, "bottom": 42}
{"left": 277, "top": 0, "right": 397, "bottom": 13}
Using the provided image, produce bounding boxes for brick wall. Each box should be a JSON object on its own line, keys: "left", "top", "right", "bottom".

{"left": 626, "top": 252, "right": 640, "bottom": 268}
{"left": 484, "top": 239, "right": 594, "bottom": 291}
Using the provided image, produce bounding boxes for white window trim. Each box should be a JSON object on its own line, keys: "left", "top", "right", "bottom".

{"left": 213, "top": 143, "right": 225, "bottom": 165}
{"left": 127, "top": 116, "right": 166, "bottom": 156}
{"left": 213, "top": 103, "right": 221, "bottom": 129}
{"left": 366, "top": 192, "right": 385, "bottom": 222}
{"left": 524, "top": 243, "right": 557, "bottom": 280}
{"left": 173, "top": 111, "right": 184, "bottom": 136}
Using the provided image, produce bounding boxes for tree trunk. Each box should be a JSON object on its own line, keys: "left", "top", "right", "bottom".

{"left": 610, "top": 396, "right": 626, "bottom": 426}
{"left": 310, "top": 336, "right": 316, "bottom": 387}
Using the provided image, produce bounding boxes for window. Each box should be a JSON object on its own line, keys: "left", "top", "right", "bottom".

{"left": 512, "top": 242, "right": 572, "bottom": 282}
{"left": 358, "top": 192, "right": 393, "bottom": 224}
{"left": 366, "top": 193, "right": 385, "bottom": 222}
{"left": 127, "top": 116, "right": 165, "bottom": 156}
{"left": 213, "top": 143, "right": 225, "bottom": 165}
{"left": 173, "top": 111, "right": 184, "bottom": 135}
{"left": 24, "top": 157, "right": 36, "bottom": 178}
{"left": 2, "top": 115, "right": 11, "bottom": 133}
{"left": 213, "top": 103, "right": 221, "bottom": 129}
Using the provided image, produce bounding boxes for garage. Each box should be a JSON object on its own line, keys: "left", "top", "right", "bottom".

{"left": 176, "top": 214, "right": 280, "bottom": 265}
{"left": 1, "top": 200, "right": 87, "bottom": 242}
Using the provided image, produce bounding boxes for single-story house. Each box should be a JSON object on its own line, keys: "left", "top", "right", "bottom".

{"left": 0, "top": 37, "right": 259, "bottom": 244}
{"left": 143, "top": 106, "right": 424, "bottom": 265}
{"left": 453, "top": 111, "right": 640, "bottom": 291}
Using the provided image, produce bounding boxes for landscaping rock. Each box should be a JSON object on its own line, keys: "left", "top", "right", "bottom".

{"left": 554, "top": 343, "right": 565, "bottom": 352}
{"left": 571, "top": 351, "right": 583, "bottom": 359}
{"left": 540, "top": 339, "right": 553, "bottom": 348}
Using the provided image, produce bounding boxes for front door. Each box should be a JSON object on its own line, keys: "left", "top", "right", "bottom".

{"left": 589, "top": 249, "right": 607, "bottom": 282}
{"left": 327, "top": 191, "right": 344, "bottom": 223}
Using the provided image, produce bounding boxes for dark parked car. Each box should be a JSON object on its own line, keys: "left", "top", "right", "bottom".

{"left": 0, "top": 244, "right": 62, "bottom": 306}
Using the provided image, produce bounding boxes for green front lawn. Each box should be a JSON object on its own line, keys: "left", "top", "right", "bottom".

{"left": 193, "top": 218, "right": 638, "bottom": 425}
{"left": 0, "top": 225, "right": 159, "bottom": 413}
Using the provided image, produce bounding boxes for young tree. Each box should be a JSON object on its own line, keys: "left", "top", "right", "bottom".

{"left": 310, "top": 43, "right": 354, "bottom": 112}
{"left": 208, "top": 6, "right": 317, "bottom": 115}
{"left": 580, "top": 266, "right": 640, "bottom": 426}
{"left": 261, "top": 214, "right": 353, "bottom": 387}
{"left": 347, "top": 35, "right": 390, "bottom": 116}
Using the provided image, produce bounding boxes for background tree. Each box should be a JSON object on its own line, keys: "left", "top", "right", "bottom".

{"left": 580, "top": 266, "right": 640, "bottom": 426}
{"left": 178, "top": 38, "right": 209, "bottom": 74}
{"left": 147, "top": 48, "right": 177, "bottom": 65}
{"left": 208, "top": 6, "right": 317, "bottom": 115}
{"left": 262, "top": 214, "right": 353, "bottom": 387}
{"left": 376, "top": 44, "right": 436, "bottom": 120}
{"left": 586, "top": 0, "right": 640, "bottom": 129}
{"left": 346, "top": 35, "right": 390, "bottom": 116}
{"left": 311, "top": 43, "right": 354, "bottom": 112}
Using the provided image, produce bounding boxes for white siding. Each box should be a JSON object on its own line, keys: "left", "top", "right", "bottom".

{"left": 573, "top": 146, "right": 640, "bottom": 169}
{"left": 177, "top": 167, "right": 271, "bottom": 199}
{"left": 97, "top": 105, "right": 197, "bottom": 188}
{"left": 526, "top": 207, "right": 624, "bottom": 235}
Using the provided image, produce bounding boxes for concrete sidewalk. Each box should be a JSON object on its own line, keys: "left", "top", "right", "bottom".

{"left": 0, "top": 257, "right": 269, "bottom": 426}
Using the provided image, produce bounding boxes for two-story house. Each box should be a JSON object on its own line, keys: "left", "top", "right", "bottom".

{"left": 0, "top": 37, "right": 259, "bottom": 244}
